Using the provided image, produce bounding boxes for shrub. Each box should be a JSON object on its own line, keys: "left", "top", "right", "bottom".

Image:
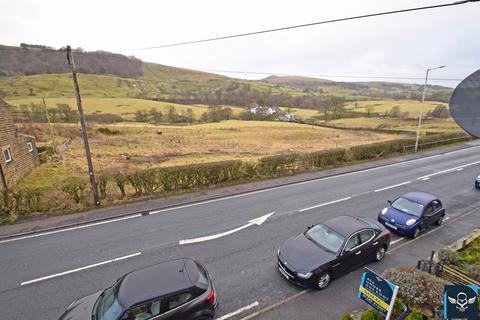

{"left": 360, "top": 308, "right": 382, "bottom": 320}
{"left": 437, "top": 248, "right": 457, "bottom": 264}
{"left": 256, "top": 154, "right": 298, "bottom": 176}
{"left": 465, "top": 264, "right": 480, "bottom": 280}
{"left": 382, "top": 267, "right": 447, "bottom": 309}
{"left": 303, "top": 148, "right": 347, "bottom": 169}
{"left": 61, "top": 177, "right": 87, "bottom": 203}
{"left": 86, "top": 113, "right": 124, "bottom": 123}
{"left": 114, "top": 171, "right": 127, "bottom": 197}
{"left": 97, "top": 171, "right": 111, "bottom": 199}
{"left": 96, "top": 127, "right": 122, "bottom": 135}
{"left": 340, "top": 313, "right": 353, "bottom": 320}
{"left": 405, "top": 310, "right": 423, "bottom": 320}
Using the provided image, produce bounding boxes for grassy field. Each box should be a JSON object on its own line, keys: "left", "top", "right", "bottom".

{"left": 323, "top": 117, "right": 462, "bottom": 133}
{"left": 18, "top": 120, "right": 396, "bottom": 191}
{"left": 345, "top": 100, "right": 448, "bottom": 118}
{"left": 5, "top": 97, "right": 245, "bottom": 120}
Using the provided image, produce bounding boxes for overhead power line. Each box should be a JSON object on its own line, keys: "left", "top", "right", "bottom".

{"left": 119, "top": 0, "right": 478, "bottom": 52}
{"left": 196, "top": 68, "right": 465, "bottom": 82}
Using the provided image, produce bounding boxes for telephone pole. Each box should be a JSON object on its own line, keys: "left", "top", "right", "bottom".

{"left": 66, "top": 46, "right": 100, "bottom": 206}
{"left": 42, "top": 97, "right": 57, "bottom": 154}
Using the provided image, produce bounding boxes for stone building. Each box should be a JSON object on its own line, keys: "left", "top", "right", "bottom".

{"left": 0, "top": 98, "right": 39, "bottom": 191}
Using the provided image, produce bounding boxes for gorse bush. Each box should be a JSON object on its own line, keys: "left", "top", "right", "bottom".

{"left": 340, "top": 313, "right": 354, "bottom": 320}
{"left": 382, "top": 267, "right": 447, "bottom": 309}
{"left": 360, "top": 308, "right": 382, "bottom": 320}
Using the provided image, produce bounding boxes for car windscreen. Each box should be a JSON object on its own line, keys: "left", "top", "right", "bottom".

{"left": 95, "top": 281, "right": 125, "bottom": 320}
{"left": 391, "top": 197, "right": 424, "bottom": 217}
{"left": 305, "top": 224, "right": 346, "bottom": 253}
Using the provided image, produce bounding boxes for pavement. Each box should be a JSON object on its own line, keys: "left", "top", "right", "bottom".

{"left": 0, "top": 140, "right": 479, "bottom": 320}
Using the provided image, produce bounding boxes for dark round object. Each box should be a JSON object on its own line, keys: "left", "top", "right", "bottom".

{"left": 450, "top": 69, "right": 480, "bottom": 138}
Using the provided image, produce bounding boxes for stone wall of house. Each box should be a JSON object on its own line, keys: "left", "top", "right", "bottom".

{"left": 0, "top": 98, "right": 39, "bottom": 190}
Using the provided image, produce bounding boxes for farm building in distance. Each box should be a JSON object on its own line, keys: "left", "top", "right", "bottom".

{"left": 0, "top": 98, "right": 39, "bottom": 191}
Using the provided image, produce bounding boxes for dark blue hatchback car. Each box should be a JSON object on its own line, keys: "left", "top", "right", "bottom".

{"left": 475, "top": 175, "right": 480, "bottom": 189}
{"left": 378, "top": 192, "right": 445, "bottom": 238}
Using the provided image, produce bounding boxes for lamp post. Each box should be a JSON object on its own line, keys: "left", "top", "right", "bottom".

{"left": 414, "top": 65, "right": 446, "bottom": 152}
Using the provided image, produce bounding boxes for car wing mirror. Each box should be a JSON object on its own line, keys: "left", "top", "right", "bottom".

{"left": 387, "top": 200, "right": 392, "bottom": 204}
{"left": 307, "top": 225, "right": 314, "bottom": 230}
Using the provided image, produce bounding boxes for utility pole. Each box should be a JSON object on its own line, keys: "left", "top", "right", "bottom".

{"left": 414, "top": 65, "right": 446, "bottom": 152}
{"left": 42, "top": 97, "right": 57, "bottom": 154}
{"left": 66, "top": 46, "right": 100, "bottom": 206}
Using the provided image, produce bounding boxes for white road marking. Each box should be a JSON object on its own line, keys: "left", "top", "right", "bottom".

{"left": 417, "top": 160, "right": 480, "bottom": 180}
{"left": 390, "top": 238, "right": 406, "bottom": 245}
{"left": 421, "top": 177, "right": 430, "bottom": 181}
{"left": 150, "top": 147, "right": 479, "bottom": 215}
{"left": 457, "top": 168, "right": 464, "bottom": 171}
{"left": 20, "top": 252, "right": 142, "bottom": 286}
{"left": 298, "top": 197, "right": 351, "bottom": 212}
{"left": 0, "top": 214, "right": 142, "bottom": 244}
{"left": 179, "top": 212, "right": 275, "bottom": 245}
{"left": 240, "top": 290, "right": 310, "bottom": 320}
{"left": 216, "top": 302, "right": 260, "bottom": 320}
{"left": 374, "top": 181, "right": 411, "bottom": 193}
{"left": 3, "top": 145, "right": 479, "bottom": 245}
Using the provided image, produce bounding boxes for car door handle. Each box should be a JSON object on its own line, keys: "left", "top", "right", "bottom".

{"left": 373, "top": 241, "right": 378, "bottom": 246}
{"left": 355, "top": 251, "right": 362, "bottom": 255}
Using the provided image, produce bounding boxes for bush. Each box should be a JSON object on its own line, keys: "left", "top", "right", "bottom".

{"left": 437, "top": 248, "right": 457, "bottom": 264}
{"left": 405, "top": 310, "right": 423, "bottom": 320}
{"left": 257, "top": 154, "right": 298, "bottom": 176}
{"left": 61, "top": 177, "right": 87, "bottom": 203}
{"left": 97, "top": 171, "right": 111, "bottom": 199}
{"left": 86, "top": 113, "right": 124, "bottom": 123}
{"left": 114, "top": 171, "right": 127, "bottom": 198}
{"left": 360, "top": 308, "right": 382, "bottom": 320}
{"left": 303, "top": 148, "right": 347, "bottom": 169}
{"left": 96, "top": 127, "right": 122, "bottom": 135}
{"left": 382, "top": 267, "right": 447, "bottom": 309}
{"left": 340, "top": 313, "right": 353, "bottom": 320}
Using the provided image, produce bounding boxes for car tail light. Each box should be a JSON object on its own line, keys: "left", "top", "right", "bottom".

{"left": 386, "top": 230, "right": 392, "bottom": 236}
{"left": 207, "top": 289, "right": 216, "bottom": 305}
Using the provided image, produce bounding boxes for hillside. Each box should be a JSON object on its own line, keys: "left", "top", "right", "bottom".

{"left": 261, "top": 75, "right": 452, "bottom": 102}
{"left": 0, "top": 44, "right": 452, "bottom": 108}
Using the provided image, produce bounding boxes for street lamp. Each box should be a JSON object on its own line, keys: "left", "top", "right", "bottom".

{"left": 414, "top": 65, "right": 446, "bottom": 152}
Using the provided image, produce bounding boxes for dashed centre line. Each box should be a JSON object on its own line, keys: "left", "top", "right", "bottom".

{"left": 374, "top": 181, "right": 411, "bottom": 193}
{"left": 20, "top": 252, "right": 142, "bottom": 286}
{"left": 298, "top": 197, "right": 352, "bottom": 212}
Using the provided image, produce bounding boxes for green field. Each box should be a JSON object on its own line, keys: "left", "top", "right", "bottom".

{"left": 346, "top": 100, "right": 448, "bottom": 118}
{"left": 324, "top": 117, "right": 462, "bottom": 133}
{"left": 5, "top": 97, "right": 245, "bottom": 120}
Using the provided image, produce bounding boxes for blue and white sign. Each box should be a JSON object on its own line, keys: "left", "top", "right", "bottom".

{"left": 358, "top": 268, "right": 399, "bottom": 319}
{"left": 444, "top": 284, "right": 478, "bottom": 320}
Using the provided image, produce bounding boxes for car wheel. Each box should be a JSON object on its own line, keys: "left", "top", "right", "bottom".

{"left": 315, "top": 271, "right": 332, "bottom": 290}
{"left": 411, "top": 228, "right": 420, "bottom": 239}
{"left": 373, "top": 246, "right": 387, "bottom": 262}
{"left": 435, "top": 215, "right": 444, "bottom": 226}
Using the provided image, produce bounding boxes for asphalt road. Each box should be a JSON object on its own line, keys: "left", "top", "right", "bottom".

{"left": 1, "top": 142, "right": 479, "bottom": 320}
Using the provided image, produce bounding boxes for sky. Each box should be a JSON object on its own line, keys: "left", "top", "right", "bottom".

{"left": 1, "top": 0, "right": 480, "bottom": 87}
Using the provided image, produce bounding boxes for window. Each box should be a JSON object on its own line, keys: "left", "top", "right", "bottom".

{"left": 3, "top": 147, "right": 12, "bottom": 163}
{"left": 167, "top": 292, "right": 193, "bottom": 311}
{"left": 344, "top": 234, "right": 360, "bottom": 251}
{"left": 359, "top": 230, "right": 375, "bottom": 244}
{"left": 431, "top": 200, "right": 442, "bottom": 212}
{"left": 424, "top": 204, "right": 434, "bottom": 215}
{"left": 26, "top": 142, "right": 33, "bottom": 152}
{"left": 121, "top": 300, "right": 163, "bottom": 320}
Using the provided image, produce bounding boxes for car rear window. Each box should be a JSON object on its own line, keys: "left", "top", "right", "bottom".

{"left": 357, "top": 217, "right": 382, "bottom": 230}
{"left": 195, "top": 262, "right": 209, "bottom": 289}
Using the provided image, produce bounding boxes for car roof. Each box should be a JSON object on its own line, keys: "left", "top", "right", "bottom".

{"left": 118, "top": 258, "right": 201, "bottom": 308}
{"left": 323, "top": 215, "right": 371, "bottom": 237}
{"left": 401, "top": 192, "right": 438, "bottom": 205}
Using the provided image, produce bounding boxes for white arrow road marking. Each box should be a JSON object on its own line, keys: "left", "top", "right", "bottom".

{"left": 179, "top": 212, "right": 275, "bottom": 245}
{"left": 298, "top": 197, "right": 351, "bottom": 212}
{"left": 216, "top": 301, "right": 260, "bottom": 320}
{"left": 20, "top": 252, "right": 142, "bottom": 286}
{"left": 374, "top": 181, "right": 411, "bottom": 193}
{"left": 417, "top": 160, "right": 480, "bottom": 180}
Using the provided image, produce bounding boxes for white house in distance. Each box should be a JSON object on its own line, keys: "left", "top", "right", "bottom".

{"left": 248, "top": 103, "right": 295, "bottom": 121}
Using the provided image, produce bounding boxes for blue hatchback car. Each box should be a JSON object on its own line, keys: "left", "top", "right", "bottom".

{"left": 377, "top": 192, "right": 445, "bottom": 238}
{"left": 475, "top": 175, "right": 480, "bottom": 189}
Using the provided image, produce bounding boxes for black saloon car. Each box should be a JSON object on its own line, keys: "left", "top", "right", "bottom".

{"left": 59, "top": 258, "right": 217, "bottom": 320}
{"left": 277, "top": 216, "right": 391, "bottom": 289}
